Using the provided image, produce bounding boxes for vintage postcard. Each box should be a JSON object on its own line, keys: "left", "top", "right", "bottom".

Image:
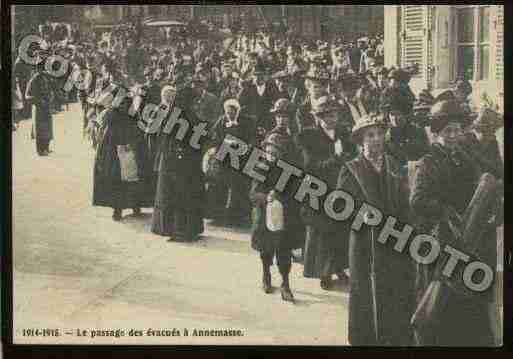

{"left": 9, "top": 4, "right": 504, "bottom": 347}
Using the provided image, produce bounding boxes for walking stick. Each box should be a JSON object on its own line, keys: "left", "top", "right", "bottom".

{"left": 370, "top": 226, "right": 380, "bottom": 344}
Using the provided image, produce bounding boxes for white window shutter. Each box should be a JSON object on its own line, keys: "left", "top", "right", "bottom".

{"left": 401, "top": 5, "right": 426, "bottom": 76}
{"left": 401, "top": 5, "right": 431, "bottom": 92}
{"left": 495, "top": 5, "right": 504, "bottom": 81}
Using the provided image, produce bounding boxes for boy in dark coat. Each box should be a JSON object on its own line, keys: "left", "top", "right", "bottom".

{"left": 250, "top": 132, "right": 303, "bottom": 302}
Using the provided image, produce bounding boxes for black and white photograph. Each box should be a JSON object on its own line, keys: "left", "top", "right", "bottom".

{"left": 8, "top": 4, "right": 505, "bottom": 347}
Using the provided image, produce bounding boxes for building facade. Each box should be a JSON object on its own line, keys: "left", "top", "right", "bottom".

{"left": 384, "top": 5, "right": 504, "bottom": 111}
{"left": 14, "top": 5, "right": 383, "bottom": 41}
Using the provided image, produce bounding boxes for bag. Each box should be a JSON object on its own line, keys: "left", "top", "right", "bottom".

{"left": 117, "top": 145, "right": 140, "bottom": 182}
{"left": 266, "top": 199, "right": 284, "bottom": 232}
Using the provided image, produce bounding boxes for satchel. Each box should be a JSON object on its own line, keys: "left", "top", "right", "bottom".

{"left": 117, "top": 145, "right": 140, "bottom": 182}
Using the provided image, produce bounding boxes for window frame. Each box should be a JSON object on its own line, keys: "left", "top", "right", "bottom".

{"left": 454, "top": 5, "right": 492, "bottom": 82}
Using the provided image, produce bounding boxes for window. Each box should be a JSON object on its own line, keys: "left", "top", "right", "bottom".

{"left": 479, "top": 6, "right": 490, "bottom": 80}
{"left": 456, "top": 6, "right": 491, "bottom": 81}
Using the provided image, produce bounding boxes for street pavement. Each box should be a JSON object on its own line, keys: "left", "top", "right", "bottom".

{"left": 12, "top": 103, "right": 349, "bottom": 345}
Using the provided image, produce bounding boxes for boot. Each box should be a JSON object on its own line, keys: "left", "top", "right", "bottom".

{"left": 320, "top": 276, "right": 333, "bottom": 290}
{"left": 112, "top": 208, "right": 122, "bottom": 221}
{"left": 280, "top": 285, "right": 294, "bottom": 303}
{"left": 280, "top": 275, "right": 294, "bottom": 302}
{"left": 262, "top": 270, "right": 272, "bottom": 294}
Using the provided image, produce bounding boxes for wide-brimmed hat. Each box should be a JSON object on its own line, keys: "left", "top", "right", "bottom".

{"left": 429, "top": 99, "right": 466, "bottom": 133}
{"left": 270, "top": 98, "right": 291, "bottom": 114}
{"left": 413, "top": 89, "right": 435, "bottom": 112}
{"left": 387, "top": 68, "right": 407, "bottom": 81}
{"left": 262, "top": 132, "right": 292, "bottom": 151}
{"left": 335, "top": 69, "right": 361, "bottom": 90}
{"left": 374, "top": 66, "right": 388, "bottom": 75}
{"left": 271, "top": 70, "right": 291, "bottom": 80}
{"left": 311, "top": 96, "right": 339, "bottom": 115}
{"left": 351, "top": 112, "right": 388, "bottom": 144}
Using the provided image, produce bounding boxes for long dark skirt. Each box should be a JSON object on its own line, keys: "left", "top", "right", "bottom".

{"left": 303, "top": 226, "right": 346, "bottom": 278}
{"left": 31, "top": 104, "right": 53, "bottom": 153}
{"left": 93, "top": 176, "right": 149, "bottom": 210}
{"left": 206, "top": 169, "right": 250, "bottom": 224}
{"left": 151, "top": 207, "right": 204, "bottom": 242}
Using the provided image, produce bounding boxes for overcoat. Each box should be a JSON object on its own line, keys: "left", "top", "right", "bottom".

{"left": 151, "top": 105, "right": 206, "bottom": 240}
{"left": 296, "top": 120, "right": 358, "bottom": 279}
{"left": 249, "top": 162, "right": 304, "bottom": 253}
{"left": 92, "top": 106, "right": 154, "bottom": 210}
{"left": 205, "top": 113, "right": 254, "bottom": 222}
{"left": 336, "top": 153, "right": 415, "bottom": 346}
{"left": 25, "top": 71, "right": 54, "bottom": 146}
{"left": 410, "top": 143, "right": 496, "bottom": 346}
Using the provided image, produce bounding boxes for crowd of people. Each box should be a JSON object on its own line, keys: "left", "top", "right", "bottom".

{"left": 13, "top": 17, "right": 504, "bottom": 346}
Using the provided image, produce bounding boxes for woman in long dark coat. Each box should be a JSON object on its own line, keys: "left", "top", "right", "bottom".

{"left": 297, "top": 95, "right": 356, "bottom": 290}
{"left": 25, "top": 62, "right": 54, "bottom": 156}
{"left": 208, "top": 98, "right": 254, "bottom": 225}
{"left": 336, "top": 114, "right": 415, "bottom": 346}
{"left": 151, "top": 86, "right": 206, "bottom": 242}
{"left": 410, "top": 100, "right": 496, "bottom": 346}
{"left": 92, "top": 91, "right": 153, "bottom": 221}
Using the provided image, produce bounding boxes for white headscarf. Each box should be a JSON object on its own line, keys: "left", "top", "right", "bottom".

{"left": 223, "top": 98, "right": 241, "bottom": 125}
{"left": 160, "top": 85, "right": 177, "bottom": 106}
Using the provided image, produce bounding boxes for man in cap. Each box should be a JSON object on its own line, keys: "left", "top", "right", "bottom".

{"left": 295, "top": 59, "right": 331, "bottom": 134}
{"left": 330, "top": 44, "right": 351, "bottom": 82}
{"left": 333, "top": 71, "right": 361, "bottom": 145}
{"left": 348, "top": 40, "right": 363, "bottom": 73}
{"left": 143, "top": 68, "right": 162, "bottom": 107}
{"left": 239, "top": 61, "right": 280, "bottom": 145}
{"left": 286, "top": 44, "right": 307, "bottom": 75}
{"left": 336, "top": 111, "right": 414, "bottom": 345}
{"left": 410, "top": 99, "right": 497, "bottom": 346}
{"left": 191, "top": 65, "right": 223, "bottom": 126}
{"left": 25, "top": 61, "right": 55, "bottom": 156}
{"left": 410, "top": 88, "right": 436, "bottom": 145}
{"left": 272, "top": 70, "right": 294, "bottom": 102}
{"left": 269, "top": 98, "right": 294, "bottom": 137}
{"left": 382, "top": 87, "right": 430, "bottom": 167}
{"left": 216, "top": 59, "right": 237, "bottom": 96}
{"left": 297, "top": 95, "right": 353, "bottom": 290}
{"left": 219, "top": 71, "right": 242, "bottom": 104}
{"left": 240, "top": 51, "right": 259, "bottom": 82}
{"left": 373, "top": 66, "right": 389, "bottom": 92}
